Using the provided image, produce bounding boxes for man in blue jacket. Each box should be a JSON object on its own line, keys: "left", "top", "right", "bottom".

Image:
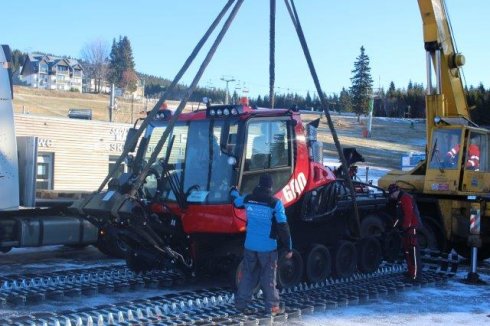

{"left": 230, "top": 174, "right": 293, "bottom": 316}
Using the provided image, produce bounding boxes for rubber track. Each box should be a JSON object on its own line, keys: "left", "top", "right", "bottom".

{"left": 0, "top": 265, "right": 184, "bottom": 306}
{"left": 0, "top": 249, "right": 457, "bottom": 307}
{"left": 0, "top": 252, "right": 459, "bottom": 326}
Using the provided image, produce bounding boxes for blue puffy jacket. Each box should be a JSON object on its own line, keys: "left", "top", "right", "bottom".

{"left": 231, "top": 186, "right": 292, "bottom": 252}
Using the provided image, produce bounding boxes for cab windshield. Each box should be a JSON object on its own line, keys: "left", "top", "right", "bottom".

{"left": 429, "top": 129, "right": 462, "bottom": 170}
{"left": 144, "top": 118, "right": 239, "bottom": 204}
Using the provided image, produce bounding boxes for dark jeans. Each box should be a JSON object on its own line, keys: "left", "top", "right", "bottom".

{"left": 236, "top": 249, "right": 279, "bottom": 310}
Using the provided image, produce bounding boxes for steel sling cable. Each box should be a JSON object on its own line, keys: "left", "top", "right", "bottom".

{"left": 130, "top": 0, "right": 245, "bottom": 197}
{"left": 97, "top": 0, "right": 237, "bottom": 193}
{"left": 283, "top": 0, "right": 361, "bottom": 238}
{"left": 269, "top": 0, "right": 276, "bottom": 108}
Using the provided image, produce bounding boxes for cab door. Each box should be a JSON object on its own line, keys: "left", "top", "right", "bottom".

{"left": 461, "top": 131, "right": 490, "bottom": 193}
{"left": 239, "top": 118, "right": 293, "bottom": 196}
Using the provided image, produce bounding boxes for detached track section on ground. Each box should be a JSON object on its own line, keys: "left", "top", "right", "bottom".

{"left": 0, "top": 250, "right": 459, "bottom": 326}
{"left": 0, "top": 264, "right": 185, "bottom": 306}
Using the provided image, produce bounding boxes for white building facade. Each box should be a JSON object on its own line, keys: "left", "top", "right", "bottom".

{"left": 21, "top": 54, "right": 83, "bottom": 92}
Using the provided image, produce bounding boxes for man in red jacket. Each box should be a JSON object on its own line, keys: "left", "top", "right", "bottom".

{"left": 466, "top": 137, "right": 480, "bottom": 170}
{"left": 445, "top": 135, "right": 480, "bottom": 170}
{"left": 388, "top": 184, "right": 422, "bottom": 281}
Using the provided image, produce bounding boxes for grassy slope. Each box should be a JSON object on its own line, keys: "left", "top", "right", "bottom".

{"left": 12, "top": 86, "right": 196, "bottom": 123}
{"left": 12, "top": 87, "right": 426, "bottom": 170}
{"left": 317, "top": 115, "right": 425, "bottom": 169}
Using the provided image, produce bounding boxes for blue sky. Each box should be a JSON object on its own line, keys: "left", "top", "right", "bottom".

{"left": 2, "top": 1, "right": 489, "bottom": 97}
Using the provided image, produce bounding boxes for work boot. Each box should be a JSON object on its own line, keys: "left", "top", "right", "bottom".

{"left": 270, "top": 303, "right": 285, "bottom": 316}
{"left": 404, "top": 273, "right": 421, "bottom": 283}
{"left": 236, "top": 306, "right": 256, "bottom": 315}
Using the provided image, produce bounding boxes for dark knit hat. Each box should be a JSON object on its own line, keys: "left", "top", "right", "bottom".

{"left": 387, "top": 183, "right": 400, "bottom": 194}
{"left": 259, "top": 174, "right": 273, "bottom": 189}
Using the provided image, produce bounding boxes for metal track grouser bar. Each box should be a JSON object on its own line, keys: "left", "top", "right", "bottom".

{"left": 0, "top": 252, "right": 459, "bottom": 326}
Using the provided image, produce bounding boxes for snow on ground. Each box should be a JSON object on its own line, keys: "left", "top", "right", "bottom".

{"left": 1, "top": 151, "right": 489, "bottom": 324}
{"left": 296, "top": 269, "right": 490, "bottom": 326}
{"left": 323, "top": 158, "right": 390, "bottom": 186}
{"left": 1, "top": 246, "right": 489, "bottom": 325}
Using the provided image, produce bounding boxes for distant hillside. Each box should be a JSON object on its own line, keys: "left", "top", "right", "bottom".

{"left": 12, "top": 86, "right": 199, "bottom": 124}
{"left": 12, "top": 86, "right": 426, "bottom": 169}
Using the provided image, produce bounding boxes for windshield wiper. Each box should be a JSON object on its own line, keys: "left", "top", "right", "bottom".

{"left": 430, "top": 138, "right": 445, "bottom": 173}
{"left": 160, "top": 135, "right": 187, "bottom": 208}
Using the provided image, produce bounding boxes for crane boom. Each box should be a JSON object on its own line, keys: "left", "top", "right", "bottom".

{"left": 418, "top": 0, "right": 470, "bottom": 144}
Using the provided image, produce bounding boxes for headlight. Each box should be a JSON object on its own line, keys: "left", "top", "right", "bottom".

{"left": 216, "top": 109, "right": 223, "bottom": 116}
{"left": 223, "top": 108, "right": 230, "bottom": 116}
{"left": 209, "top": 109, "right": 216, "bottom": 116}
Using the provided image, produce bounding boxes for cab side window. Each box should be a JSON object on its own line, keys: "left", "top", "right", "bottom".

{"left": 465, "top": 133, "right": 487, "bottom": 172}
{"left": 241, "top": 120, "right": 292, "bottom": 195}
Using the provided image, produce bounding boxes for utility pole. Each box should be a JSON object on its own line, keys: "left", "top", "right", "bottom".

{"left": 130, "top": 93, "right": 134, "bottom": 124}
{"left": 221, "top": 76, "right": 235, "bottom": 104}
{"left": 109, "top": 83, "right": 115, "bottom": 122}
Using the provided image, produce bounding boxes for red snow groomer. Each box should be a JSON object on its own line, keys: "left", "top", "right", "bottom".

{"left": 77, "top": 102, "right": 396, "bottom": 288}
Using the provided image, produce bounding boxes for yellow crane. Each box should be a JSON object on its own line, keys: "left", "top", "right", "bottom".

{"left": 379, "top": 0, "right": 490, "bottom": 280}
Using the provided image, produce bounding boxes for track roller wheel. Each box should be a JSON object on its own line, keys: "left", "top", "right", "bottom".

{"left": 356, "top": 236, "right": 382, "bottom": 273}
{"left": 305, "top": 244, "right": 331, "bottom": 283}
{"left": 417, "top": 225, "right": 438, "bottom": 250}
{"left": 0, "top": 247, "right": 12, "bottom": 253}
{"left": 234, "top": 259, "right": 260, "bottom": 292}
{"left": 125, "top": 249, "right": 155, "bottom": 273}
{"left": 360, "top": 215, "right": 385, "bottom": 237}
{"left": 382, "top": 230, "right": 402, "bottom": 262}
{"left": 96, "top": 227, "right": 129, "bottom": 259}
{"left": 332, "top": 241, "right": 357, "bottom": 278}
{"left": 277, "top": 249, "right": 303, "bottom": 289}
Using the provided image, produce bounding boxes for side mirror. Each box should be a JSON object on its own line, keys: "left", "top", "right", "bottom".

{"left": 124, "top": 128, "right": 138, "bottom": 152}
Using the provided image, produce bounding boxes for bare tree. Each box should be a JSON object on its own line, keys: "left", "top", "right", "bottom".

{"left": 81, "top": 39, "right": 109, "bottom": 93}
{"left": 121, "top": 69, "right": 138, "bottom": 93}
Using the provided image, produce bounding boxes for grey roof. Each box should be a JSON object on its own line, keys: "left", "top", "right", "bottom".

{"left": 22, "top": 54, "right": 83, "bottom": 75}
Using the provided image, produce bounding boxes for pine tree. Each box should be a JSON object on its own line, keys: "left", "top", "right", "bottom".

{"left": 387, "top": 81, "right": 396, "bottom": 97}
{"left": 107, "top": 38, "right": 120, "bottom": 85}
{"left": 107, "top": 36, "right": 138, "bottom": 92}
{"left": 11, "top": 49, "right": 25, "bottom": 74}
{"left": 350, "top": 46, "right": 373, "bottom": 121}
{"left": 305, "top": 91, "right": 312, "bottom": 108}
{"left": 339, "top": 87, "right": 352, "bottom": 114}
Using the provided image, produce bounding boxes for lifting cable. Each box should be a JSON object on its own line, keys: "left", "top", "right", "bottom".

{"left": 269, "top": 0, "right": 276, "bottom": 108}
{"left": 97, "top": 0, "right": 238, "bottom": 193}
{"left": 130, "top": 0, "right": 245, "bottom": 197}
{"left": 283, "top": 0, "right": 361, "bottom": 238}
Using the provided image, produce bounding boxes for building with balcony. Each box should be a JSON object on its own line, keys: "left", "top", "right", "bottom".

{"left": 20, "top": 54, "right": 83, "bottom": 92}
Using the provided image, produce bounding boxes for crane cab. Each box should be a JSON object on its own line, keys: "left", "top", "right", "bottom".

{"left": 425, "top": 125, "right": 490, "bottom": 194}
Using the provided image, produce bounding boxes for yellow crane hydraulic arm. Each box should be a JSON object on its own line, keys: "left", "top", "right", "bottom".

{"left": 418, "top": 0, "right": 471, "bottom": 146}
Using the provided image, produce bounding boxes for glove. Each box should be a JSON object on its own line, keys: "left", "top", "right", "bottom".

{"left": 229, "top": 186, "right": 238, "bottom": 196}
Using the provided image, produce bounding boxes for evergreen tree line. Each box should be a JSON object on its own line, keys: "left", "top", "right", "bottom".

{"left": 7, "top": 40, "right": 490, "bottom": 125}
{"left": 140, "top": 72, "right": 227, "bottom": 103}
{"left": 245, "top": 82, "right": 490, "bottom": 124}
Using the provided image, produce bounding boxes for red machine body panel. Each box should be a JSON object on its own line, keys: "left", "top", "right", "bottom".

{"left": 150, "top": 106, "right": 335, "bottom": 235}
